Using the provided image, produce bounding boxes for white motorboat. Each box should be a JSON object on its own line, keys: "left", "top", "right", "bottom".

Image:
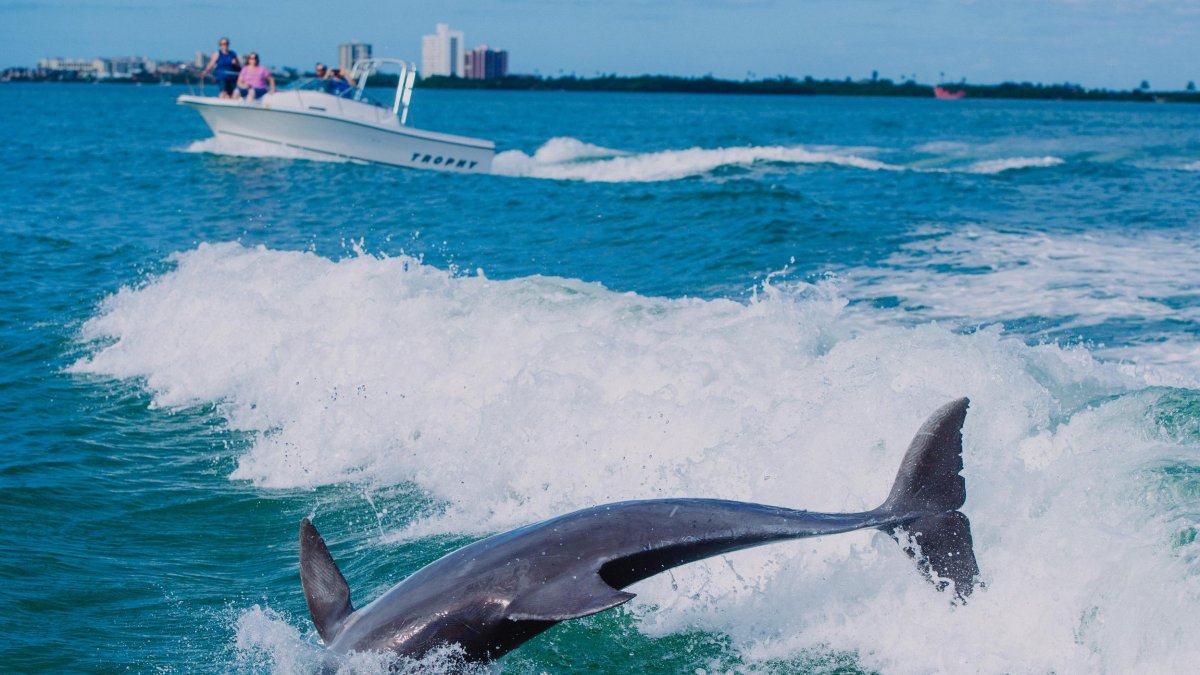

{"left": 178, "top": 58, "right": 495, "bottom": 173}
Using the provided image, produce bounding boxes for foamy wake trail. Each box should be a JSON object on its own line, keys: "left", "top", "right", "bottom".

{"left": 74, "top": 242, "right": 1200, "bottom": 673}
{"left": 493, "top": 137, "right": 896, "bottom": 181}
{"left": 493, "top": 137, "right": 1063, "bottom": 182}
{"left": 180, "top": 136, "right": 354, "bottom": 163}
{"left": 957, "top": 155, "right": 1064, "bottom": 174}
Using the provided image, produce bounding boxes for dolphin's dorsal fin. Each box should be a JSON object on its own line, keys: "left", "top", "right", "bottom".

{"left": 300, "top": 518, "right": 355, "bottom": 644}
{"left": 506, "top": 574, "right": 636, "bottom": 622}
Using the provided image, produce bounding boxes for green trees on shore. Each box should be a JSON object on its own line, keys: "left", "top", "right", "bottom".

{"left": 415, "top": 73, "right": 1200, "bottom": 103}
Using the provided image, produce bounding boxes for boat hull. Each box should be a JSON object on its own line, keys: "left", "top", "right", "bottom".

{"left": 178, "top": 93, "right": 494, "bottom": 173}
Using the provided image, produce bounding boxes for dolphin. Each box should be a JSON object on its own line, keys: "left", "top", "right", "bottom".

{"left": 299, "top": 398, "right": 979, "bottom": 663}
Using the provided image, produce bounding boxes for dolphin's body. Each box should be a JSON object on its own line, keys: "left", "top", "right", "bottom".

{"left": 300, "top": 398, "right": 979, "bottom": 662}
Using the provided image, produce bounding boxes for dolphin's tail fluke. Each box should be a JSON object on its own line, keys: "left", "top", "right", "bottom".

{"left": 890, "top": 510, "right": 979, "bottom": 599}
{"left": 876, "top": 398, "right": 980, "bottom": 599}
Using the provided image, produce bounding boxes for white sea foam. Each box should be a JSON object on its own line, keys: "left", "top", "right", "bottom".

{"left": 74, "top": 243, "right": 1200, "bottom": 673}
{"left": 1181, "top": 160, "right": 1200, "bottom": 171}
{"left": 232, "top": 605, "right": 481, "bottom": 674}
{"left": 836, "top": 225, "right": 1200, "bottom": 384}
{"left": 230, "top": 606, "right": 326, "bottom": 674}
{"left": 530, "top": 136, "right": 627, "bottom": 163}
{"left": 180, "top": 136, "right": 355, "bottom": 163}
{"left": 493, "top": 137, "right": 1064, "bottom": 182}
{"left": 911, "top": 140, "right": 1066, "bottom": 174}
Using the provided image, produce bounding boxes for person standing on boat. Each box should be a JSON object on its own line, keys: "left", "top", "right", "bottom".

{"left": 235, "top": 52, "right": 275, "bottom": 101}
{"left": 200, "top": 37, "right": 240, "bottom": 99}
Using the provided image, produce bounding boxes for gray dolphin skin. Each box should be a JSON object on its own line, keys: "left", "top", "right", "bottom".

{"left": 299, "top": 398, "right": 980, "bottom": 663}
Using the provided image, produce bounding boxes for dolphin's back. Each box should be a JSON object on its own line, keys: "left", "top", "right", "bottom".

{"left": 538, "top": 499, "right": 883, "bottom": 590}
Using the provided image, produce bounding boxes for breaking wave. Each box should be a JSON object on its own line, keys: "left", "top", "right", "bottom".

{"left": 72, "top": 242, "right": 1200, "bottom": 674}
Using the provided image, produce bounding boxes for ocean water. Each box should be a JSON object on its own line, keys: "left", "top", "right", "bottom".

{"left": 3, "top": 83, "right": 1200, "bottom": 674}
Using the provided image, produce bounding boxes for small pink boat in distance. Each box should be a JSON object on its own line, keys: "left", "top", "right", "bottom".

{"left": 934, "top": 85, "right": 966, "bottom": 100}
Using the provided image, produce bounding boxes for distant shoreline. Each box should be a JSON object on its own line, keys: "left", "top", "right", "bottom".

{"left": 415, "top": 74, "right": 1200, "bottom": 103}
{"left": 6, "top": 72, "right": 1200, "bottom": 103}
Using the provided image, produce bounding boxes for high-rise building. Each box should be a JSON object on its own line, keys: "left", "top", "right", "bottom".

{"left": 421, "top": 23, "right": 464, "bottom": 78}
{"left": 338, "top": 42, "right": 372, "bottom": 72}
{"left": 464, "top": 45, "right": 508, "bottom": 80}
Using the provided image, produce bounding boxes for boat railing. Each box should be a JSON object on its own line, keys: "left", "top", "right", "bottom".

{"left": 185, "top": 72, "right": 209, "bottom": 98}
{"left": 348, "top": 58, "right": 417, "bottom": 126}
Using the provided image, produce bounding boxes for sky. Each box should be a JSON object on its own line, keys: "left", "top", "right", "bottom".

{"left": 4, "top": 0, "right": 1200, "bottom": 90}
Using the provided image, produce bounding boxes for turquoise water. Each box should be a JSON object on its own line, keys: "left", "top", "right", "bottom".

{"left": 3, "top": 83, "right": 1200, "bottom": 673}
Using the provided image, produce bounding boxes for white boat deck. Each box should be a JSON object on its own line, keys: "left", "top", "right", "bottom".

{"left": 178, "top": 58, "right": 495, "bottom": 172}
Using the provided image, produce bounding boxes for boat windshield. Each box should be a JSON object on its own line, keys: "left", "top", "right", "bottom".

{"left": 283, "top": 77, "right": 385, "bottom": 107}
{"left": 285, "top": 78, "right": 327, "bottom": 92}
{"left": 282, "top": 60, "right": 417, "bottom": 125}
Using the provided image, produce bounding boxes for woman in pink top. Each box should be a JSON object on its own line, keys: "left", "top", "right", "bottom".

{"left": 235, "top": 53, "right": 275, "bottom": 101}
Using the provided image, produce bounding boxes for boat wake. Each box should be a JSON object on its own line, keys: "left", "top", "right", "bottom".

{"left": 492, "top": 137, "right": 1062, "bottom": 182}
{"left": 834, "top": 224, "right": 1200, "bottom": 385}
{"left": 956, "top": 155, "right": 1063, "bottom": 173}
{"left": 176, "top": 133, "right": 1063, "bottom": 179}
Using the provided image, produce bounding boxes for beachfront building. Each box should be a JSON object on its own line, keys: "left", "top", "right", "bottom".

{"left": 339, "top": 42, "right": 372, "bottom": 72}
{"left": 109, "top": 57, "right": 156, "bottom": 78}
{"left": 464, "top": 46, "right": 508, "bottom": 80}
{"left": 421, "top": 23, "right": 464, "bottom": 78}
{"left": 36, "top": 56, "right": 156, "bottom": 79}
{"left": 14, "top": 55, "right": 250, "bottom": 83}
{"left": 36, "top": 57, "right": 109, "bottom": 78}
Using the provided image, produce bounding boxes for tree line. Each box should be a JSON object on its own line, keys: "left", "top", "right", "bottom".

{"left": 413, "top": 73, "right": 1200, "bottom": 102}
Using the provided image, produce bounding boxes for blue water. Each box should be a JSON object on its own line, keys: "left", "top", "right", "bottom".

{"left": 3, "top": 83, "right": 1200, "bottom": 673}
